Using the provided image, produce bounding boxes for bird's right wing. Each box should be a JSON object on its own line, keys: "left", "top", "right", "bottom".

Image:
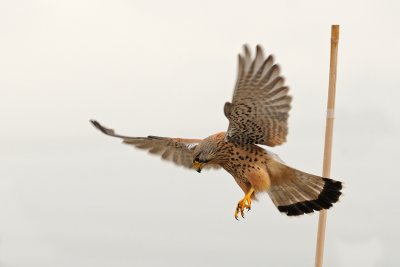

{"left": 90, "top": 120, "right": 202, "bottom": 169}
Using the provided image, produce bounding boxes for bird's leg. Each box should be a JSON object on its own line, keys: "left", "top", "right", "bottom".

{"left": 234, "top": 188, "right": 255, "bottom": 220}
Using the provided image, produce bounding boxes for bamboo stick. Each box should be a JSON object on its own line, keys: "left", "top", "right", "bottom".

{"left": 314, "top": 25, "right": 340, "bottom": 267}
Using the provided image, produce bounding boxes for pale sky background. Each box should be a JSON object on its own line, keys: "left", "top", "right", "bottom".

{"left": 1, "top": 0, "right": 399, "bottom": 266}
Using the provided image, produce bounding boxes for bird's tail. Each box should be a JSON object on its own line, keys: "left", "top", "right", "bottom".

{"left": 266, "top": 159, "right": 342, "bottom": 216}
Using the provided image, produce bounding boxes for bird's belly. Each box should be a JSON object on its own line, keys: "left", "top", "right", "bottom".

{"left": 226, "top": 163, "right": 271, "bottom": 192}
{"left": 245, "top": 166, "right": 271, "bottom": 191}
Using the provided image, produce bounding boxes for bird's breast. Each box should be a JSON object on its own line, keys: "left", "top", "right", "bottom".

{"left": 220, "top": 143, "right": 271, "bottom": 191}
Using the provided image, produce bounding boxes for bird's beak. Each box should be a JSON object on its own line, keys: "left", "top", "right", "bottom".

{"left": 193, "top": 160, "right": 205, "bottom": 173}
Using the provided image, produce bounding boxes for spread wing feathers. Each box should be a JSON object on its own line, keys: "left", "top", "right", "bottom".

{"left": 266, "top": 159, "right": 342, "bottom": 216}
{"left": 224, "top": 44, "right": 292, "bottom": 146}
{"left": 90, "top": 120, "right": 202, "bottom": 169}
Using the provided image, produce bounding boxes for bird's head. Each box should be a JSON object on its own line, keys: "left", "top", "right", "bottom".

{"left": 192, "top": 156, "right": 207, "bottom": 173}
{"left": 192, "top": 133, "right": 225, "bottom": 173}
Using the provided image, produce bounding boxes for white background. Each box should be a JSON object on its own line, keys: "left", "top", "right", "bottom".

{"left": 1, "top": 0, "right": 399, "bottom": 266}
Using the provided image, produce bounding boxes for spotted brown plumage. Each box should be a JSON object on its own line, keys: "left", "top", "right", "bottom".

{"left": 91, "top": 45, "right": 342, "bottom": 219}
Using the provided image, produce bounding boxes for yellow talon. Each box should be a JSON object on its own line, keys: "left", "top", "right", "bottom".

{"left": 234, "top": 188, "right": 254, "bottom": 220}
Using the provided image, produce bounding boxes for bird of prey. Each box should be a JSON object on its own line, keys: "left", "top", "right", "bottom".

{"left": 91, "top": 45, "right": 342, "bottom": 220}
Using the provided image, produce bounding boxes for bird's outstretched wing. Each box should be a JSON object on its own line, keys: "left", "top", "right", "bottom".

{"left": 90, "top": 120, "right": 202, "bottom": 169}
{"left": 224, "top": 45, "right": 292, "bottom": 146}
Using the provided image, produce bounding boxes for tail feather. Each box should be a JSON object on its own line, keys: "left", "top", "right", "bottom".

{"left": 267, "top": 160, "right": 343, "bottom": 216}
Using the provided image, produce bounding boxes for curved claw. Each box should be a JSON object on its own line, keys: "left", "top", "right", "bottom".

{"left": 234, "top": 188, "right": 254, "bottom": 220}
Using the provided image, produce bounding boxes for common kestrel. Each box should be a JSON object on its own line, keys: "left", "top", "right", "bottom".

{"left": 91, "top": 45, "right": 342, "bottom": 219}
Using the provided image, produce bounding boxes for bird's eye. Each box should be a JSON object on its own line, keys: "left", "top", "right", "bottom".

{"left": 194, "top": 157, "right": 200, "bottom": 163}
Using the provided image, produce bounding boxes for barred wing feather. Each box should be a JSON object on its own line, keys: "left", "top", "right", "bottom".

{"left": 224, "top": 45, "right": 292, "bottom": 146}
{"left": 90, "top": 120, "right": 202, "bottom": 169}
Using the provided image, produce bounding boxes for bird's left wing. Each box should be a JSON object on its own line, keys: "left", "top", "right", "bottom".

{"left": 91, "top": 120, "right": 202, "bottom": 169}
{"left": 224, "top": 45, "right": 292, "bottom": 147}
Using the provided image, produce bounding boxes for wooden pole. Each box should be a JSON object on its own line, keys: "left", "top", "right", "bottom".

{"left": 314, "top": 25, "right": 340, "bottom": 267}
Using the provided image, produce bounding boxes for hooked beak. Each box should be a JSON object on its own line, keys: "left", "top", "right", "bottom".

{"left": 193, "top": 160, "right": 205, "bottom": 173}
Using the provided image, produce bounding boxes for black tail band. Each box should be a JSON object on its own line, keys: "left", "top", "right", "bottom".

{"left": 277, "top": 178, "right": 342, "bottom": 216}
